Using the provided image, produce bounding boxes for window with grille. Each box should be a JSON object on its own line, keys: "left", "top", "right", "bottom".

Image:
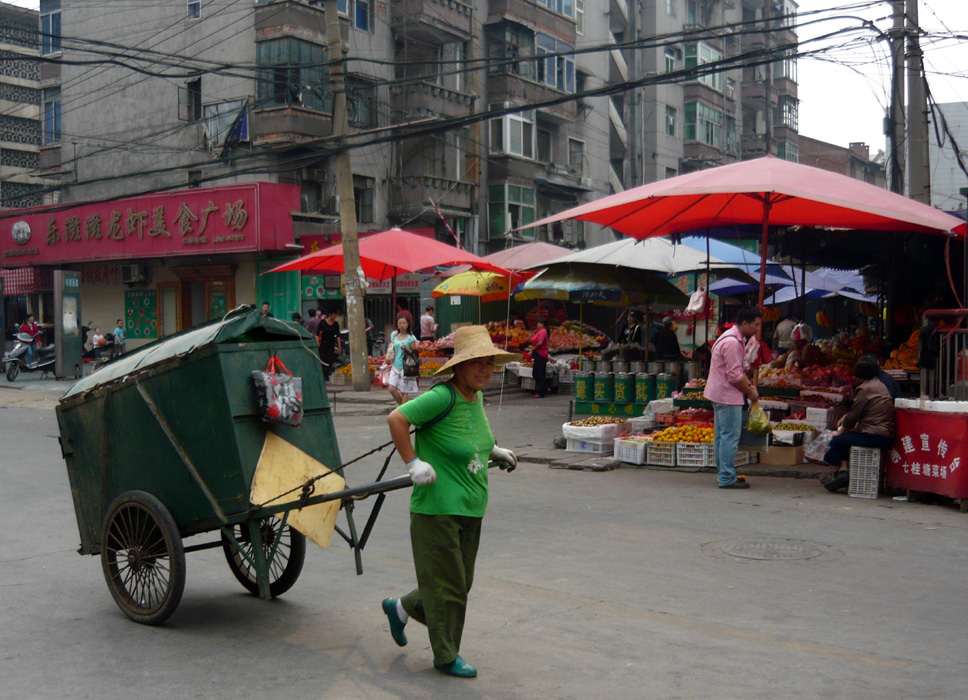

{"left": 684, "top": 42, "right": 723, "bottom": 91}
{"left": 353, "top": 175, "right": 374, "bottom": 223}
{"left": 257, "top": 38, "right": 330, "bottom": 112}
{"left": 43, "top": 88, "right": 61, "bottom": 145}
{"left": 488, "top": 184, "right": 534, "bottom": 238}
{"left": 40, "top": 6, "right": 61, "bottom": 55}
{"left": 536, "top": 34, "right": 575, "bottom": 93}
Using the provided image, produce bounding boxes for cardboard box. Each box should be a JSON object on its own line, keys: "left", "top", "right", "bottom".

{"left": 763, "top": 445, "right": 805, "bottom": 466}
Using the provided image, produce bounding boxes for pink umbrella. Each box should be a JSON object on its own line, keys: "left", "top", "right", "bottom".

{"left": 524, "top": 156, "right": 968, "bottom": 308}
{"left": 440, "top": 241, "right": 571, "bottom": 278}
{"left": 268, "top": 227, "right": 509, "bottom": 279}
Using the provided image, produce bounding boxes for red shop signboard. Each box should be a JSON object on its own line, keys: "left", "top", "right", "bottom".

{"left": 0, "top": 182, "right": 299, "bottom": 267}
{"left": 886, "top": 408, "right": 968, "bottom": 499}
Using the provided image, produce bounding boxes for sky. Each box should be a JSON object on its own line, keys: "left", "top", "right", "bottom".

{"left": 6, "top": 0, "right": 966, "bottom": 154}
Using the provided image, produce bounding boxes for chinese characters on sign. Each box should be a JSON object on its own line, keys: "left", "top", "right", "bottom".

{"left": 1, "top": 183, "right": 299, "bottom": 266}
{"left": 887, "top": 408, "right": 968, "bottom": 499}
{"left": 124, "top": 290, "right": 158, "bottom": 340}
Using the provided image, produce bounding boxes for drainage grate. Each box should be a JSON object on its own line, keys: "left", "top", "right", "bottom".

{"left": 721, "top": 539, "right": 825, "bottom": 561}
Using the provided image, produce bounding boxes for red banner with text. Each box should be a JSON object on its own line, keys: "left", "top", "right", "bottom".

{"left": 886, "top": 408, "right": 968, "bottom": 499}
{"left": 1, "top": 182, "right": 298, "bottom": 267}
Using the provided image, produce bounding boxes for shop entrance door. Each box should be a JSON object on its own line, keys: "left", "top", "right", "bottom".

{"left": 170, "top": 265, "right": 236, "bottom": 331}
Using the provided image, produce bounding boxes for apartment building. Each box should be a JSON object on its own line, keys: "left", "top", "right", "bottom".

{"left": 1, "top": 0, "right": 800, "bottom": 342}
{"left": 0, "top": 1, "right": 48, "bottom": 210}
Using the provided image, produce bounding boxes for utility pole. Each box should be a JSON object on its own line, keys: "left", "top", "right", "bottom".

{"left": 905, "top": 0, "right": 930, "bottom": 204}
{"left": 887, "top": 0, "right": 905, "bottom": 194}
{"left": 762, "top": 0, "right": 773, "bottom": 156}
{"left": 628, "top": 0, "right": 638, "bottom": 187}
{"left": 325, "top": 0, "right": 369, "bottom": 391}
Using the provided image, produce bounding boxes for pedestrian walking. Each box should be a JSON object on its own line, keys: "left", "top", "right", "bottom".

{"left": 381, "top": 325, "right": 520, "bottom": 678}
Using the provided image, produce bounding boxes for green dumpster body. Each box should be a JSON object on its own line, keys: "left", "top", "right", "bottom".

{"left": 56, "top": 309, "right": 341, "bottom": 556}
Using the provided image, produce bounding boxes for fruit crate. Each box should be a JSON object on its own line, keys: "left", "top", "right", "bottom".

{"left": 614, "top": 438, "right": 647, "bottom": 465}
{"left": 521, "top": 377, "right": 536, "bottom": 391}
{"left": 848, "top": 447, "right": 881, "bottom": 499}
{"left": 646, "top": 441, "right": 677, "bottom": 467}
{"left": 565, "top": 437, "right": 614, "bottom": 455}
{"left": 734, "top": 450, "right": 759, "bottom": 467}
{"left": 676, "top": 442, "right": 715, "bottom": 467}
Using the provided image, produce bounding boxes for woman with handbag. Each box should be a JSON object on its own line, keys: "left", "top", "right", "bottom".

{"left": 387, "top": 315, "right": 419, "bottom": 405}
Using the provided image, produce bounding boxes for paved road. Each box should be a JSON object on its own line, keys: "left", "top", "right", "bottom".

{"left": 1, "top": 382, "right": 966, "bottom": 699}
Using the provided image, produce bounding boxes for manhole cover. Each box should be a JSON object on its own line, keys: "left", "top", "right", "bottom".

{"left": 721, "top": 539, "right": 825, "bottom": 561}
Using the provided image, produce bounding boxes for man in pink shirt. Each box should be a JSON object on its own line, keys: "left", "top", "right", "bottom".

{"left": 704, "top": 306, "right": 762, "bottom": 489}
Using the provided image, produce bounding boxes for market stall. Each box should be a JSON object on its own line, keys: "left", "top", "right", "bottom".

{"left": 886, "top": 403, "right": 968, "bottom": 500}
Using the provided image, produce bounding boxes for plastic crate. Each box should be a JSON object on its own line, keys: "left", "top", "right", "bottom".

{"left": 521, "top": 377, "right": 536, "bottom": 391}
{"left": 734, "top": 450, "right": 759, "bottom": 466}
{"left": 849, "top": 447, "right": 881, "bottom": 499}
{"left": 676, "top": 442, "right": 715, "bottom": 467}
{"left": 559, "top": 369, "right": 577, "bottom": 385}
{"left": 565, "top": 437, "right": 613, "bottom": 455}
{"left": 646, "top": 441, "right": 677, "bottom": 466}
{"left": 614, "top": 438, "right": 647, "bottom": 465}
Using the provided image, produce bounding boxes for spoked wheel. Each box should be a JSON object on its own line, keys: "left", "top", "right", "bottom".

{"left": 6, "top": 362, "right": 19, "bottom": 381}
{"left": 101, "top": 491, "right": 186, "bottom": 625}
{"left": 221, "top": 518, "right": 305, "bottom": 598}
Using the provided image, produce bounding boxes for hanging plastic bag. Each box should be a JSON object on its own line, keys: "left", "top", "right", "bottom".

{"left": 252, "top": 355, "right": 303, "bottom": 427}
{"left": 378, "top": 364, "right": 391, "bottom": 387}
{"left": 804, "top": 429, "right": 836, "bottom": 463}
{"left": 746, "top": 401, "right": 772, "bottom": 435}
{"left": 685, "top": 287, "right": 707, "bottom": 314}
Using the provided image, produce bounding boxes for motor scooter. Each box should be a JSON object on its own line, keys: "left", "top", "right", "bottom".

{"left": 4, "top": 332, "right": 56, "bottom": 381}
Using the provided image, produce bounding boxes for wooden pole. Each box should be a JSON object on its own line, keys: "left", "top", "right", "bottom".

{"left": 326, "top": 0, "right": 368, "bottom": 391}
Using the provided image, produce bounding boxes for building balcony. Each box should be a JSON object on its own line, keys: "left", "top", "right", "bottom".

{"left": 487, "top": 0, "right": 576, "bottom": 41}
{"left": 608, "top": 162, "right": 625, "bottom": 194}
{"left": 390, "top": 80, "right": 475, "bottom": 120}
{"left": 391, "top": 0, "right": 474, "bottom": 43}
{"left": 486, "top": 72, "right": 577, "bottom": 120}
{"left": 390, "top": 175, "right": 474, "bottom": 217}
{"left": 255, "top": 0, "right": 329, "bottom": 43}
{"left": 609, "top": 0, "right": 628, "bottom": 33}
{"left": 250, "top": 105, "right": 332, "bottom": 146}
{"left": 609, "top": 97, "right": 627, "bottom": 150}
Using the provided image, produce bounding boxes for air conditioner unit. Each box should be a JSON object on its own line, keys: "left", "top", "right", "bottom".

{"left": 121, "top": 264, "right": 145, "bottom": 284}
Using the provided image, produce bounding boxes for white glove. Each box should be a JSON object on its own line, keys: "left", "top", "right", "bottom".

{"left": 490, "top": 446, "right": 517, "bottom": 472}
{"left": 407, "top": 458, "right": 437, "bottom": 485}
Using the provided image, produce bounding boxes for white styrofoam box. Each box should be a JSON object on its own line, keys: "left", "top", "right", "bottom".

{"left": 805, "top": 420, "right": 828, "bottom": 433}
{"left": 800, "top": 390, "right": 847, "bottom": 403}
{"left": 649, "top": 398, "right": 675, "bottom": 415}
{"left": 894, "top": 398, "right": 919, "bottom": 409}
{"left": 627, "top": 416, "right": 657, "bottom": 433}
{"left": 924, "top": 400, "right": 968, "bottom": 413}
{"left": 759, "top": 399, "right": 791, "bottom": 411}
{"left": 562, "top": 421, "right": 626, "bottom": 442}
{"left": 806, "top": 406, "right": 836, "bottom": 428}
{"left": 565, "top": 437, "right": 614, "bottom": 455}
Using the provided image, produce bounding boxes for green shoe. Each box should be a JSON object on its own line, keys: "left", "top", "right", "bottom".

{"left": 433, "top": 655, "right": 477, "bottom": 678}
{"left": 381, "top": 598, "right": 407, "bottom": 647}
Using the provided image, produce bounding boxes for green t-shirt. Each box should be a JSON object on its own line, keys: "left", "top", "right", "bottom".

{"left": 399, "top": 383, "right": 495, "bottom": 517}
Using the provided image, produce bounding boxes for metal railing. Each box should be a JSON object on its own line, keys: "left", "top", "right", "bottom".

{"left": 922, "top": 309, "right": 968, "bottom": 400}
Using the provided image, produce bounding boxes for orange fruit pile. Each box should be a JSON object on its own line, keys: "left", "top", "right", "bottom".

{"left": 648, "top": 425, "right": 714, "bottom": 444}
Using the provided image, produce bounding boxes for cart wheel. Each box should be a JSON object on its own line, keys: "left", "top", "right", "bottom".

{"left": 6, "top": 362, "right": 19, "bottom": 382}
{"left": 100, "top": 491, "right": 186, "bottom": 625}
{"left": 221, "top": 518, "right": 305, "bottom": 598}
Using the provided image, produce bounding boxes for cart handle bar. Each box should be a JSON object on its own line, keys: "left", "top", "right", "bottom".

{"left": 242, "top": 463, "right": 506, "bottom": 524}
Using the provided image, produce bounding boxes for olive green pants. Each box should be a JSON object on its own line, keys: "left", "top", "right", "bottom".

{"left": 400, "top": 512, "right": 482, "bottom": 665}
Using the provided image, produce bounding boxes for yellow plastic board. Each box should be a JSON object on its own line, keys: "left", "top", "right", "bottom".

{"left": 250, "top": 433, "right": 345, "bottom": 549}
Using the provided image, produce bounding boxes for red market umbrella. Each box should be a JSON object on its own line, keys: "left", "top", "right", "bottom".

{"left": 523, "top": 156, "right": 968, "bottom": 308}
{"left": 268, "top": 227, "right": 509, "bottom": 279}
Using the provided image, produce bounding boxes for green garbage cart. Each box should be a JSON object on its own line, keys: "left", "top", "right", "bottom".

{"left": 56, "top": 306, "right": 410, "bottom": 625}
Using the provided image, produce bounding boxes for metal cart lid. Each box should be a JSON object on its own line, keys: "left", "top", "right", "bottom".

{"left": 63, "top": 307, "right": 312, "bottom": 400}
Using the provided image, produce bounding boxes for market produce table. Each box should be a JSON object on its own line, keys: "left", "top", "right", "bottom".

{"left": 886, "top": 407, "right": 968, "bottom": 499}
